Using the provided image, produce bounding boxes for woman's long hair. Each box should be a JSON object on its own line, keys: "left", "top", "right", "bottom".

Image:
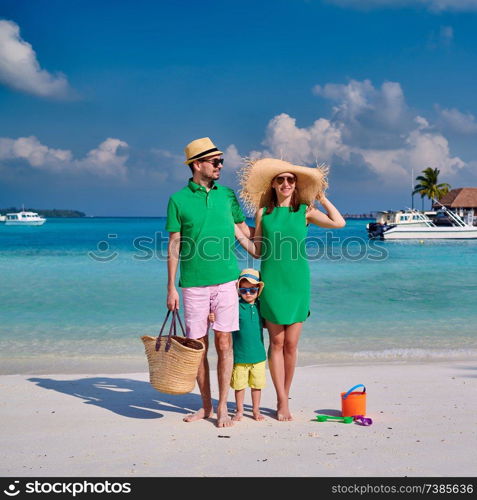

{"left": 265, "top": 179, "right": 300, "bottom": 215}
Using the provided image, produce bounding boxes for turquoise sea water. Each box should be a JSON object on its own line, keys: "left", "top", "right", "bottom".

{"left": 1, "top": 217, "right": 476, "bottom": 374}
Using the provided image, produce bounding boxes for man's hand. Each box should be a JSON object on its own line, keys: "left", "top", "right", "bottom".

{"left": 208, "top": 312, "right": 216, "bottom": 323}
{"left": 167, "top": 287, "right": 180, "bottom": 310}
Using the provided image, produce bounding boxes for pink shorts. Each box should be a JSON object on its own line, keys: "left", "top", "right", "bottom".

{"left": 182, "top": 280, "right": 239, "bottom": 339}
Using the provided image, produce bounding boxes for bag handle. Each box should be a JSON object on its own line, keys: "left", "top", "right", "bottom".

{"left": 165, "top": 310, "right": 177, "bottom": 352}
{"left": 175, "top": 310, "right": 186, "bottom": 337}
{"left": 155, "top": 309, "right": 187, "bottom": 352}
{"left": 342, "top": 384, "right": 366, "bottom": 400}
{"left": 155, "top": 309, "right": 171, "bottom": 352}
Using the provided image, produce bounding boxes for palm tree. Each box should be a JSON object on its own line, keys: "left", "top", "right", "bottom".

{"left": 413, "top": 167, "right": 451, "bottom": 210}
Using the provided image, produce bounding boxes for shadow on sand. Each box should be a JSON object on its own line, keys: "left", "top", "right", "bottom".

{"left": 453, "top": 364, "right": 477, "bottom": 378}
{"left": 314, "top": 408, "right": 342, "bottom": 417}
{"left": 28, "top": 376, "right": 213, "bottom": 420}
{"left": 27, "top": 376, "right": 278, "bottom": 421}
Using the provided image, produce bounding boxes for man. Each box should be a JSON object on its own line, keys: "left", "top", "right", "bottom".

{"left": 166, "top": 137, "right": 252, "bottom": 428}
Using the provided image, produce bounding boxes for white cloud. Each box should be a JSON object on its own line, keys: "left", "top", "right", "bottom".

{"left": 255, "top": 113, "right": 347, "bottom": 165}
{"left": 314, "top": 79, "right": 374, "bottom": 122}
{"left": 223, "top": 144, "right": 243, "bottom": 170}
{"left": 2, "top": 78, "right": 468, "bottom": 193}
{"left": 75, "top": 138, "right": 128, "bottom": 178}
{"left": 314, "top": 79, "right": 408, "bottom": 131}
{"left": 146, "top": 148, "right": 183, "bottom": 182}
{"left": 150, "top": 148, "right": 183, "bottom": 164}
{"left": 0, "top": 136, "right": 129, "bottom": 178}
{"left": 436, "top": 107, "right": 477, "bottom": 134}
{"left": 405, "top": 125, "right": 465, "bottom": 176}
{"left": 357, "top": 148, "right": 408, "bottom": 180}
{"left": 0, "top": 19, "right": 73, "bottom": 99}
{"left": 415, "top": 115, "right": 430, "bottom": 130}
{"left": 359, "top": 122, "right": 465, "bottom": 181}
{"left": 325, "top": 0, "right": 477, "bottom": 12}
{"left": 0, "top": 136, "right": 72, "bottom": 170}
{"left": 240, "top": 79, "right": 467, "bottom": 187}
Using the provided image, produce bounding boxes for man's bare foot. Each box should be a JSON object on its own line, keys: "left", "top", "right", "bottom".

{"left": 232, "top": 411, "right": 243, "bottom": 422}
{"left": 183, "top": 407, "right": 213, "bottom": 423}
{"left": 216, "top": 407, "right": 234, "bottom": 428}
{"left": 253, "top": 410, "right": 265, "bottom": 421}
{"left": 276, "top": 402, "right": 293, "bottom": 421}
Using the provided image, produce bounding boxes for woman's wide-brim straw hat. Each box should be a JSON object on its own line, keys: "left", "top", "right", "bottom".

{"left": 238, "top": 158, "right": 328, "bottom": 214}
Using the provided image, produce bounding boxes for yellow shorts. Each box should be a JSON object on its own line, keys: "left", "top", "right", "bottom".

{"left": 230, "top": 361, "right": 266, "bottom": 390}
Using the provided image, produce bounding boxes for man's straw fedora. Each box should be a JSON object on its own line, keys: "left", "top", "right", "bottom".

{"left": 238, "top": 158, "right": 328, "bottom": 214}
{"left": 184, "top": 137, "right": 223, "bottom": 165}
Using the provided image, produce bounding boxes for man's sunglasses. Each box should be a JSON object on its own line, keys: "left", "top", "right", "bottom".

{"left": 275, "top": 175, "right": 296, "bottom": 185}
{"left": 238, "top": 287, "right": 259, "bottom": 294}
{"left": 200, "top": 158, "right": 224, "bottom": 168}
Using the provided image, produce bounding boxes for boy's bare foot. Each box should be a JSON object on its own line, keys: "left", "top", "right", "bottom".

{"left": 216, "top": 407, "right": 234, "bottom": 428}
{"left": 253, "top": 410, "right": 265, "bottom": 421}
{"left": 183, "top": 407, "right": 213, "bottom": 423}
{"left": 232, "top": 411, "right": 243, "bottom": 422}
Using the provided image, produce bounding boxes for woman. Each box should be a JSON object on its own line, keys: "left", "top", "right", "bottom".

{"left": 236, "top": 158, "right": 345, "bottom": 421}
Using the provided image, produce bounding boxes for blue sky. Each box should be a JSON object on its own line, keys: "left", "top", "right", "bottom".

{"left": 1, "top": 0, "right": 477, "bottom": 215}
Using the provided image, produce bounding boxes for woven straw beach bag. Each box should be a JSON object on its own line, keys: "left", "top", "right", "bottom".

{"left": 141, "top": 309, "right": 205, "bottom": 395}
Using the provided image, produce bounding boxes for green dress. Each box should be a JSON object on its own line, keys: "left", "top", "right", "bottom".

{"left": 260, "top": 204, "right": 310, "bottom": 324}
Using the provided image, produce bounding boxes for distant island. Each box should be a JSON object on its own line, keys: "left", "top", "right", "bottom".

{"left": 0, "top": 209, "right": 376, "bottom": 219}
{"left": 0, "top": 208, "right": 86, "bottom": 218}
{"left": 343, "top": 212, "right": 376, "bottom": 219}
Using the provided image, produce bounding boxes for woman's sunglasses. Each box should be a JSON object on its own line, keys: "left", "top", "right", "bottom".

{"left": 238, "top": 287, "right": 259, "bottom": 294}
{"left": 275, "top": 175, "right": 296, "bottom": 185}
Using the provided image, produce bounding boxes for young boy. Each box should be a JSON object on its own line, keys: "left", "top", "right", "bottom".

{"left": 209, "top": 268, "right": 266, "bottom": 421}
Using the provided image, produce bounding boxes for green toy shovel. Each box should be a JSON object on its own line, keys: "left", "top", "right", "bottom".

{"left": 316, "top": 415, "right": 353, "bottom": 423}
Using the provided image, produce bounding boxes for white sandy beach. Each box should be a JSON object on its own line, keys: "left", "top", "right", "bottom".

{"left": 1, "top": 361, "right": 476, "bottom": 477}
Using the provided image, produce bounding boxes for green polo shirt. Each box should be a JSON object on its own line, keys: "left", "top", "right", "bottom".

{"left": 166, "top": 179, "right": 246, "bottom": 288}
{"left": 232, "top": 299, "right": 266, "bottom": 365}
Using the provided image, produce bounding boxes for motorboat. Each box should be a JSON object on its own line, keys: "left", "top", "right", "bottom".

{"left": 367, "top": 209, "right": 434, "bottom": 238}
{"left": 4, "top": 210, "right": 46, "bottom": 226}
{"left": 372, "top": 209, "right": 435, "bottom": 227}
{"left": 367, "top": 205, "right": 477, "bottom": 240}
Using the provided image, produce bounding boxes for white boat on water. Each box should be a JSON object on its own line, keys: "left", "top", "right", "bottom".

{"left": 4, "top": 210, "right": 46, "bottom": 226}
{"left": 373, "top": 209, "right": 437, "bottom": 228}
{"left": 367, "top": 205, "right": 477, "bottom": 240}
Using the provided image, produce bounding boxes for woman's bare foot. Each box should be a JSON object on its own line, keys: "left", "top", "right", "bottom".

{"left": 183, "top": 407, "right": 213, "bottom": 423}
{"left": 232, "top": 411, "right": 243, "bottom": 422}
{"left": 253, "top": 410, "right": 265, "bottom": 421}
{"left": 216, "top": 406, "right": 234, "bottom": 428}
{"left": 276, "top": 401, "right": 293, "bottom": 421}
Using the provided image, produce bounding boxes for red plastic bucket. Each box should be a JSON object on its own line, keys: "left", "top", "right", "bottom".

{"left": 341, "top": 384, "right": 366, "bottom": 417}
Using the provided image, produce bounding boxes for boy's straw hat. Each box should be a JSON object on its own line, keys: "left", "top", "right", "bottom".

{"left": 184, "top": 137, "right": 223, "bottom": 165}
{"left": 237, "top": 268, "right": 264, "bottom": 296}
{"left": 238, "top": 157, "right": 328, "bottom": 214}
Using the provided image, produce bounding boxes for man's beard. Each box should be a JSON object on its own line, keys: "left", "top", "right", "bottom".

{"left": 204, "top": 170, "right": 220, "bottom": 182}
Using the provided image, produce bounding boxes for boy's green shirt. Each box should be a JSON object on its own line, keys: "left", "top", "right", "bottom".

{"left": 232, "top": 299, "right": 266, "bottom": 364}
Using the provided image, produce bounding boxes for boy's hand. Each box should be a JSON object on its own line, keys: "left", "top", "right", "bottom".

{"left": 208, "top": 312, "right": 216, "bottom": 323}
